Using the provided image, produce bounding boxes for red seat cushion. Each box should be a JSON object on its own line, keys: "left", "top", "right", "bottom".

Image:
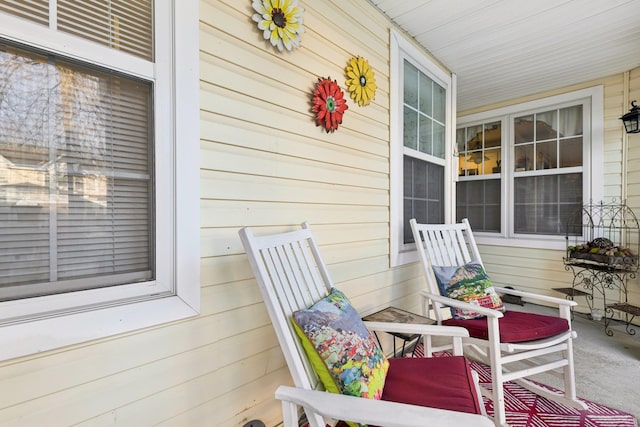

{"left": 381, "top": 356, "right": 483, "bottom": 414}
{"left": 443, "top": 310, "right": 569, "bottom": 343}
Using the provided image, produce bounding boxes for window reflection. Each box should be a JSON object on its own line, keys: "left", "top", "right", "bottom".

{"left": 513, "top": 106, "right": 582, "bottom": 172}
{"left": 0, "top": 49, "right": 107, "bottom": 208}
{"left": 457, "top": 121, "right": 501, "bottom": 176}
{"left": 403, "top": 60, "right": 446, "bottom": 159}
{"left": 0, "top": 40, "right": 153, "bottom": 290}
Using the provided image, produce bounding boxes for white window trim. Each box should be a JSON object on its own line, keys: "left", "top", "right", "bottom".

{"left": 390, "top": 29, "right": 455, "bottom": 267}
{"left": 0, "top": 0, "right": 200, "bottom": 361}
{"left": 457, "top": 86, "right": 604, "bottom": 250}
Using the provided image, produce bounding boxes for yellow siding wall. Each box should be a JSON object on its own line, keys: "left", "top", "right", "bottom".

{"left": 1, "top": 1, "right": 436, "bottom": 427}
{"left": 200, "top": 1, "right": 440, "bottom": 424}
{"left": 462, "top": 71, "right": 640, "bottom": 319}
{"left": 1, "top": 0, "right": 639, "bottom": 426}
{"left": 199, "top": 1, "right": 406, "bottom": 424}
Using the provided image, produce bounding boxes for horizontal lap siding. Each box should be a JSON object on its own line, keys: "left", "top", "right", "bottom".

{"left": 198, "top": 0, "right": 404, "bottom": 424}
{"left": 603, "top": 75, "right": 625, "bottom": 199}
{"left": 197, "top": 0, "right": 414, "bottom": 426}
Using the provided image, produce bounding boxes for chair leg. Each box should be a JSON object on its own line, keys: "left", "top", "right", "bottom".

{"left": 563, "top": 337, "right": 578, "bottom": 401}
{"left": 280, "top": 401, "right": 298, "bottom": 427}
{"left": 495, "top": 337, "right": 587, "bottom": 420}
{"left": 486, "top": 318, "right": 508, "bottom": 426}
{"left": 558, "top": 336, "right": 587, "bottom": 410}
{"left": 491, "top": 363, "right": 508, "bottom": 427}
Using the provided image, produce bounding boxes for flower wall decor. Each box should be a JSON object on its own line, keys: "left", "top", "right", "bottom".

{"left": 345, "top": 56, "right": 376, "bottom": 106}
{"left": 251, "top": 0, "right": 304, "bottom": 52}
{"left": 311, "top": 77, "right": 348, "bottom": 133}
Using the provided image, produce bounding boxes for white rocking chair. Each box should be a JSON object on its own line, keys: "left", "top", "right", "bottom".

{"left": 239, "top": 222, "right": 493, "bottom": 427}
{"left": 410, "top": 218, "right": 588, "bottom": 426}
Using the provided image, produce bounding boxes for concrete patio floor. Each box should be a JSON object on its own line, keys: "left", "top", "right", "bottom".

{"left": 517, "top": 302, "right": 640, "bottom": 420}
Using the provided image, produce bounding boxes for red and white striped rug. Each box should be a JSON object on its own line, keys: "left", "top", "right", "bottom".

{"left": 413, "top": 344, "right": 637, "bottom": 427}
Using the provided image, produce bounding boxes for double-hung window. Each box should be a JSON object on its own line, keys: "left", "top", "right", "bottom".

{"left": 456, "top": 87, "right": 603, "bottom": 249}
{"left": 0, "top": 0, "right": 200, "bottom": 361}
{"left": 390, "top": 30, "right": 454, "bottom": 266}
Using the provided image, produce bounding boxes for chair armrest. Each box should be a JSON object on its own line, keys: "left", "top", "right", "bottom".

{"left": 275, "top": 385, "right": 494, "bottom": 427}
{"left": 494, "top": 286, "right": 577, "bottom": 307}
{"left": 420, "top": 291, "right": 505, "bottom": 318}
{"left": 363, "top": 321, "right": 469, "bottom": 338}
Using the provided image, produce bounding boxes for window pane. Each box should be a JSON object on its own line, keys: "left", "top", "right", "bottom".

{"left": 558, "top": 173, "right": 583, "bottom": 203}
{"left": 0, "top": 1, "right": 154, "bottom": 61}
{"left": 57, "top": 0, "right": 153, "bottom": 61}
{"left": 515, "top": 145, "right": 534, "bottom": 171}
{"left": 559, "top": 105, "right": 582, "bottom": 137}
{"left": 403, "top": 60, "right": 418, "bottom": 108}
{"left": 559, "top": 137, "right": 583, "bottom": 168}
{"left": 403, "top": 197, "right": 414, "bottom": 244}
{"left": 413, "top": 158, "right": 428, "bottom": 199}
{"left": 433, "top": 122, "right": 445, "bottom": 158}
{"left": 403, "top": 156, "right": 412, "bottom": 196}
{"left": 537, "top": 141, "right": 557, "bottom": 169}
{"left": 404, "top": 61, "right": 445, "bottom": 159}
{"left": 536, "top": 110, "right": 557, "bottom": 141}
{"left": 466, "top": 152, "right": 484, "bottom": 173}
{"left": 515, "top": 115, "right": 534, "bottom": 144}
{"left": 486, "top": 147, "right": 501, "bottom": 174}
{"left": 427, "top": 161, "right": 443, "bottom": 202}
{"left": 433, "top": 83, "right": 446, "bottom": 123}
{"left": 459, "top": 155, "right": 476, "bottom": 177}
{"left": 537, "top": 175, "right": 559, "bottom": 204}
{"left": 516, "top": 107, "right": 580, "bottom": 173}
{"left": 404, "top": 156, "right": 444, "bottom": 243}
{"left": 458, "top": 122, "right": 500, "bottom": 176}
{"left": 466, "top": 125, "right": 482, "bottom": 151}
{"left": 456, "top": 128, "right": 465, "bottom": 152}
{"left": 0, "top": 41, "right": 153, "bottom": 300}
{"left": 418, "top": 74, "right": 432, "bottom": 116}
{"left": 418, "top": 114, "right": 432, "bottom": 154}
{"left": 484, "top": 122, "right": 501, "bottom": 148}
{"left": 514, "top": 173, "right": 582, "bottom": 235}
{"left": 403, "top": 106, "right": 417, "bottom": 149}
{"left": 456, "top": 179, "right": 501, "bottom": 232}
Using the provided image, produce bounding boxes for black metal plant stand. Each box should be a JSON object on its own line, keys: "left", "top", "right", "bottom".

{"left": 558, "top": 201, "right": 640, "bottom": 336}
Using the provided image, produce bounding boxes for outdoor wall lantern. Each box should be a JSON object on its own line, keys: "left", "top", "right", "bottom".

{"left": 620, "top": 100, "right": 640, "bottom": 134}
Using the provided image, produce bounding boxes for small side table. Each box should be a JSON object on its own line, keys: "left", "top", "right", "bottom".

{"left": 552, "top": 286, "right": 592, "bottom": 320}
{"left": 362, "top": 306, "right": 435, "bottom": 357}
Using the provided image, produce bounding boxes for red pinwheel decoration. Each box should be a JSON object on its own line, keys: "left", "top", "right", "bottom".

{"left": 311, "top": 77, "right": 348, "bottom": 132}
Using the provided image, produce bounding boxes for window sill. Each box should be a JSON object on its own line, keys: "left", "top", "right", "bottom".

{"left": 474, "top": 234, "right": 567, "bottom": 251}
{"left": 0, "top": 295, "right": 198, "bottom": 362}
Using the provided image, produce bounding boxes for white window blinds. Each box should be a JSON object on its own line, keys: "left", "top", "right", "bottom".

{"left": 0, "top": 39, "right": 153, "bottom": 301}
{"left": 0, "top": 0, "right": 153, "bottom": 60}
{"left": 0, "top": 0, "right": 49, "bottom": 26}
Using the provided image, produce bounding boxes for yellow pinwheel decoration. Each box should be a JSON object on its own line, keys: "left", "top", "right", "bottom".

{"left": 345, "top": 56, "right": 376, "bottom": 106}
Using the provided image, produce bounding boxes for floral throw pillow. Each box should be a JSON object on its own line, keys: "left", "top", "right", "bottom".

{"left": 435, "top": 262, "right": 505, "bottom": 320}
{"left": 291, "top": 288, "right": 389, "bottom": 403}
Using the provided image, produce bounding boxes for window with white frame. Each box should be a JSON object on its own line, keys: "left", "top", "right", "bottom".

{"left": 0, "top": 0, "right": 200, "bottom": 361}
{"left": 456, "top": 121, "right": 502, "bottom": 232}
{"left": 456, "top": 87, "right": 603, "bottom": 249}
{"left": 390, "top": 30, "right": 454, "bottom": 266}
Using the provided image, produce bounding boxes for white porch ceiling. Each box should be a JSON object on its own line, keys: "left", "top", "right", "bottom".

{"left": 370, "top": 0, "right": 640, "bottom": 111}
